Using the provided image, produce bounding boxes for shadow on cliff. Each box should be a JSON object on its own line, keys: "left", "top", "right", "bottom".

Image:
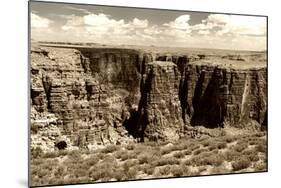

{"left": 123, "top": 69, "right": 153, "bottom": 142}
{"left": 190, "top": 68, "right": 227, "bottom": 128}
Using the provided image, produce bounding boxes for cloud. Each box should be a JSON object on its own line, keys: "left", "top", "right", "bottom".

{"left": 61, "top": 15, "right": 84, "bottom": 31}
{"left": 57, "top": 13, "right": 151, "bottom": 44}
{"left": 198, "top": 30, "right": 210, "bottom": 35}
{"left": 31, "top": 11, "right": 266, "bottom": 51}
{"left": 193, "top": 14, "right": 266, "bottom": 36}
{"left": 84, "top": 13, "right": 125, "bottom": 27}
{"left": 131, "top": 18, "right": 148, "bottom": 28}
{"left": 163, "top": 15, "right": 191, "bottom": 32}
{"left": 31, "top": 13, "right": 51, "bottom": 28}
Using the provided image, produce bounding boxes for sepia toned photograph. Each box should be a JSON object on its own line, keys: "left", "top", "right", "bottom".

{"left": 29, "top": 1, "right": 267, "bottom": 187}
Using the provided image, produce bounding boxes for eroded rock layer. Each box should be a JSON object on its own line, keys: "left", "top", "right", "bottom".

{"left": 30, "top": 45, "right": 267, "bottom": 151}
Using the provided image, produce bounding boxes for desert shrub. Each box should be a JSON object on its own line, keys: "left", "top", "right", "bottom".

{"left": 191, "top": 153, "right": 224, "bottom": 167}
{"left": 193, "top": 148, "right": 208, "bottom": 155}
{"left": 102, "top": 155, "right": 117, "bottom": 165}
{"left": 123, "top": 161, "right": 138, "bottom": 179}
{"left": 142, "top": 164, "right": 154, "bottom": 175}
{"left": 223, "top": 150, "right": 241, "bottom": 161}
{"left": 58, "top": 150, "right": 70, "bottom": 156}
{"left": 114, "top": 150, "right": 127, "bottom": 159}
{"left": 247, "top": 137, "right": 261, "bottom": 145}
{"left": 190, "top": 144, "right": 200, "bottom": 151}
{"left": 242, "top": 148, "right": 255, "bottom": 155}
{"left": 183, "top": 159, "right": 192, "bottom": 166}
{"left": 254, "top": 162, "right": 267, "bottom": 171}
{"left": 49, "top": 177, "right": 67, "bottom": 185}
{"left": 31, "top": 166, "right": 41, "bottom": 177}
{"left": 39, "top": 159, "right": 57, "bottom": 171}
{"left": 138, "top": 154, "right": 149, "bottom": 164}
{"left": 31, "top": 124, "right": 39, "bottom": 134}
{"left": 216, "top": 142, "right": 227, "bottom": 149}
{"left": 144, "top": 141, "right": 159, "bottom": 147}
{"left": 210, "top": 166, "right": 229, "bottom": 174}
{"left": 247, "top": 153, "right": 260, "bottom": 162}
{"left": 31, "top": 147, "right": 43, "bottom": 159}
{"left": 156, "top": 165, "right": 172, "bottom": 176}
{"left": 208, "top": 145, "right": 217, "bottom": 151}
{"left": 178, "top": 141, "right": 191, "bottom": 150}
{"left": 202, "top": 140, "right": 210, "bottom": 147}
{"left": 177, "top": 165, "right": 190, "bottom": 176}
{"left": 63, "top": 176, "right": 79, "bottom": 184}
{"left": 198, "top": 166, "right": 207, "bottom": 173}
{"left": 54, "top": 166, "right": 65, "bottom": 177}
{"left": 170, "top": 165, "right": 185, "bottom": 176}
{"left": 222, "top": 135, "right": 235, "bottom": 143}
{"left": 134, "top": 144, "right": 149, "bottom": 155}
{"left": 42, "top": 151, "right": 59, "bottom": 158}
{"left": 123, "top": 159, "right": 136, "bottom": 168}
{"left": 154, "top": 157, "right": 180, "bottom": 166}
{"left": 204, "top": 154, "right": 225, "bottom": 166}
{"left": 111, "top": 168, "right": 124, "bottom": 181}
{"left": 101, "top": 145, "right": 119, "bottom": 154}
{"left": 233, "top": 143, "right": 248, "bottom": 152}
{"left": 120, "top": 151, "right": 137, "bottom": 161}
{"left": 160, "top": 145, "right": 179, "bottom": 155}
{"left": 31, "top": 158, "right": 44, "bottom": 167}
{"left": 36, "top": 168, "right": 50, "bottom": 178}
{"left": 89, "top": 160, "right": 117, "bottom": 181}
{"left": 67, "top": 150, "right": 83, "bottom": 161}
{"left": 84, "top": 155, "right": 100, "bottom": 166}
{"left": 237, "top": 137, "right": 249, "bottom": 144}
{"left": 211, "top": 149, "right": 219, "bottom": 154}
{"left": 255, "top": 143, "right": 266, "bottom": 153}
{"left": 126, "top": 167, "right": 138, "bottom": 179}
{"left": 128, "top": 151, "right": 138, "bottom": 159}
{"left": 89, "top": 168, "right": 112, "bottom": 181}
{"left": 231, "top": 157, "right": 251, "bottom": 171}
{"left": 125, "top": 144, "right": 135, "bottom": 150}
{"left": 254, "top": 132, "right": 266, "bottom": 137}
{"left": 173, "top": 151, "right": 185, "bottom": 159}
{"left": 183, "top": 149, "right": 192, "bottom": 155}
{"left": 242, "top": 147, "right": 260, "bottom": 162}
{"left": 249, "top": 140, "right": 259, "bottom": 146}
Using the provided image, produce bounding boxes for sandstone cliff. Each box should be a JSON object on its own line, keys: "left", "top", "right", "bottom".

{"left": 30, "top": 44, "right": 267, "bottom": 151}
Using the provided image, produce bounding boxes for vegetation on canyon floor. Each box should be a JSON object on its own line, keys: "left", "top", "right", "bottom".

{"left": 31, "top": 131, "right": 267, "bottom": 187}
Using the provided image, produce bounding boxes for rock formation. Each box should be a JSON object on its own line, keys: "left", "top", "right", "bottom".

{"left": 30, "top": 44, "right": 267, "bottom": 151}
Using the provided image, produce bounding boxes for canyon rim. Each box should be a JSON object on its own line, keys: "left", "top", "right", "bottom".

{"left": 29, "top": 1, "right": 268, "bottom": 187}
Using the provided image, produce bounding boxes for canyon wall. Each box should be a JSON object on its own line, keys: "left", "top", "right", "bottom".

{"left": 30, "top": 45, "right": 267, "bottom": 151}
{"left": 182, "top": 65, "right": 267, "bottom": 129}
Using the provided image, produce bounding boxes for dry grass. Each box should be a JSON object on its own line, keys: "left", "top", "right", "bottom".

{"left": 31, "top": 131, "right": 267, "bottom": 186}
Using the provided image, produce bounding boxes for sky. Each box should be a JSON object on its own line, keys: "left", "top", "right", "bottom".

{"left": 30, "top": 1, "right": 267, "bottom": 51}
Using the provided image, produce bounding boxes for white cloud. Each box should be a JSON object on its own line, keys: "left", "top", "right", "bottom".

{"left": 58, "top": 13, "right": 150, "bottom": 44}
{"left": 31, "top": 13, "right": 51, "bottom": 28}
{"left": 144, "top": 25, "right": 162, "bottom": 35}
{"left": 31, "top": 12, "right": 266, "bottom": 51}
{"left": 198, "top": 30, "right": 210, "bottom": 35}
{"left": 61, "top": 15, "right": 84, "bottom": 31}
{"left": 163, "top": 15, "right": 191, "bottom": 32}
{"left": 131, "top": 18, "right": 148, "bottom": 28}
{"left": 84, "top": 13, "right": 125, "bottom": 27}
{"left": 198, "top": 14, "right": 266, "bottom": 36}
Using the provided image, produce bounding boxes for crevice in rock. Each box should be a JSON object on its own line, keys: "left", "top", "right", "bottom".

{"left": 42, "top": 75, "right": 52, "bottom": 111}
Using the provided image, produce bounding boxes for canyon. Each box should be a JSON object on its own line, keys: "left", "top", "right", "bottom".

{"left": 30, "top": 43, "right": 267, "bottom": 152}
